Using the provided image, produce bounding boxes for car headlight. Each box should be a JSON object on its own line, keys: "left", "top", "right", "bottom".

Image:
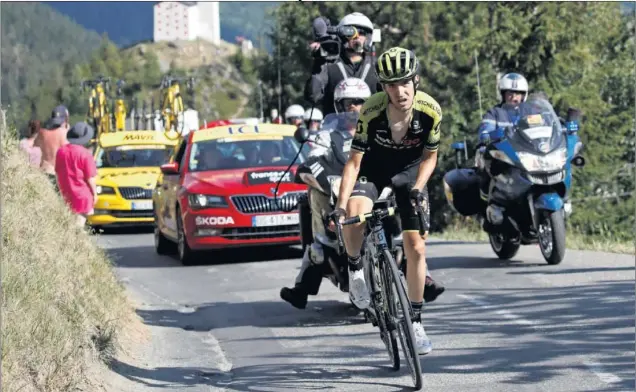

{"left": 96, "top": 185, "right": 116, "bottom": 195}
{"left": 188, "top": 194, "right": 228, "bottom": 209}
{"left": 517, "top": 148, "right": 567, "bottom": 172}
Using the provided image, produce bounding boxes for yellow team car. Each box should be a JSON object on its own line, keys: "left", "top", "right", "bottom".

{"left": 88, "top": 131, "right": 178, "bottom": 228}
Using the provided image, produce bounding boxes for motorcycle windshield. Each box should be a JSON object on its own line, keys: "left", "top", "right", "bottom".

{"left": 320, "top": 112, "right": 360, "bottom": 134}
{"left": 506, "top": 98, "right": 564, "bottom": 154}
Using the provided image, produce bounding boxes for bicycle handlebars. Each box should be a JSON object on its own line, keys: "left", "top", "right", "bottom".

{"left": 333, "top": 204, "right": 428, "bottom": 251}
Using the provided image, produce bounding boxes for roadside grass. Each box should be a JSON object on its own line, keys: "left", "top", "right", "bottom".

{"left": 434, "top": 216, "right": 635, "bottom": 255}
{"left": 1, "top": 124, "right": 144, "bottom": 391}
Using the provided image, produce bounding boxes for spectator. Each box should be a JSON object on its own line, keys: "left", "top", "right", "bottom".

{"left": 36, "top": 105, "right": 70, "bottom": 189}
{"left": 55, "top": 122, "right": 98, "bottom": 227}
{"left": 19, "top": 119, "right": 42, "bottom": 167}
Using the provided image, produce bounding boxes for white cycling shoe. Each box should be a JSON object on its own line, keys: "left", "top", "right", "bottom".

{"left": 412, "top": 321, "right": 433, "bottom": 355}
{"left": 348, "top": 268, "right": 371, "bottom": 309}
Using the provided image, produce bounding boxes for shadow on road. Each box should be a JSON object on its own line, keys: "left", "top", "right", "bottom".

{"left": 427, "top": 255, "right": 546, "bottom": 270}
{"left": 126, "top": 280, "right": 635, "bottom": 391}
{"left": 107, "top": 245, "right": 304, "bottom": 268}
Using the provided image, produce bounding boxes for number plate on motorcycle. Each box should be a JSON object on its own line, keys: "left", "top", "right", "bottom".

{"left": 252, "top": 213, "right": 299, "bottom": 227}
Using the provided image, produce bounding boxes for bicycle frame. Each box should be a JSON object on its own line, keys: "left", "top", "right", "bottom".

{"left": 114, "top": 81, "right": 127, "bottom": 131}
{"left": 160, "top": 76, "right": 194, "bottom": 140}
{"left": 82, "top": 77, "right": 112, "bottom": 139}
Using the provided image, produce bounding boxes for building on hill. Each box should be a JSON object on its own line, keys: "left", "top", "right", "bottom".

{"left": 153, "top": 1, "right": 220, "bottom": 45}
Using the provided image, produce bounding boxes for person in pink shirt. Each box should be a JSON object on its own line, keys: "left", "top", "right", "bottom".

{"left": 55, "top": 122, "right": 98, "bottom": 227}
{"left": 19, "top": 119, "right": 42, "bottom": 167}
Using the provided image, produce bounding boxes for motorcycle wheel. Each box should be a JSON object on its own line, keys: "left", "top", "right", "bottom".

{"left": 489, "top": 233, "right": 520, "bottom": 260}
{"left": 538, "top": 209, "right": 566, "bottom": 265}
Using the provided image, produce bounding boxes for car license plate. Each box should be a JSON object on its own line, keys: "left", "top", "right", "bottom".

{"left": 131, "top": 201, "right": 153, "bottom": 210}
{"left": 252, "top": 213, "right": 299, "bottom": 227}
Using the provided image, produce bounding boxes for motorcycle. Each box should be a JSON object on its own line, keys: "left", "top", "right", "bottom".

{"left": 443, "top": 97, "right": 585, "bottom": 265}
{"left": 288, "top": 112, "right": 405, "bottom": 294}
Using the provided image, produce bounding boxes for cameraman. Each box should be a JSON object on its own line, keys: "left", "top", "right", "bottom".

{"left": 304, "top": 12, "right": 381, "bottom": 116}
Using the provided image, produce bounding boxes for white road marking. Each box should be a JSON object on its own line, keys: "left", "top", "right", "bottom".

{"left": 583, "top": 360, "right": 623, "bottom": 385}
{"left": 458, "top": 294, "right": 538, "bottom": 327}
{"left": 459, "top": 293, "right": 626, "bottom": 387}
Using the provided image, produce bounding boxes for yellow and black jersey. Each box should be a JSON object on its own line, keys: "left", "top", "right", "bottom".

{"left": 352, "top": 90, "right": 442, "bottom": 178}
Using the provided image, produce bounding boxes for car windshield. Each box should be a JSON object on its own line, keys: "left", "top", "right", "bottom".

{"left": 96, "top": 145, "right": 172, "bottom": 168}
{"left": 189, "top": 136, "right": 308, "bottom": 172}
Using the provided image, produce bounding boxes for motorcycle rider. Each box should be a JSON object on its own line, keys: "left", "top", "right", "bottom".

{"left": 305, "top": 12, "right": 381, "bottom": 116}
{"left": 304, "top": 108, "right": 324, "bottom": 131}
{"left": 280, "top": 78, "right": 371, "bottom": 310}
{"left": 332, "top": 47, "right": 441, "bottom": 355}
{"left": 285, "top": 104, "right": 306, "bottom": 126}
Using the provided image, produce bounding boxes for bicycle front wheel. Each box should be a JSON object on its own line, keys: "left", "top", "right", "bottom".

{"left": 366, "top": 255, "right": 400, "bottom": 370}
{"left": 381, "top": 249, "right": 423, "bottom": 390}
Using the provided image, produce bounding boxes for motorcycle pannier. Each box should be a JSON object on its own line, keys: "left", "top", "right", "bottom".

{"left": 443, "top": 168, "right": 485, "bottom": 216}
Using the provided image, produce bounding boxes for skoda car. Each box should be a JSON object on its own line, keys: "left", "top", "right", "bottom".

{"left": 87, "top": 131, "right": 178, "bottom": 229}
{"left": 153, "top": 122, "right": 309, "bottom": 265}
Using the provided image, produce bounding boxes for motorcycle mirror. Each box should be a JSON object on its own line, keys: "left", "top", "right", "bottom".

{"left": 572, "top": 155, "right": 585, "bottom": 168}
{"left": 294, "top": 126, "right": 310, "bottom": 144}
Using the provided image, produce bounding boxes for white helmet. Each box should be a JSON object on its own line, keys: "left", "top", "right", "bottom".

{"left": 498, "top": 73, "right": 529, "bottom": 101}
{"left": 338, "top": 12, "right": 373, "bottom": 33}
{"left": 284, "top": 104, "right": 305, "bottom": 121}
{"left": 304, "top": 108, "right": 323, "bottom": 122}
{"left": 333, "top": 77, "right": 372, "bottom": 113}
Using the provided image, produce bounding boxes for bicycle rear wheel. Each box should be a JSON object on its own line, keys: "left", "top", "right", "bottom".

{"left": 381, "top": 249, "right": 423, "bottom": 390}
{"left": 366, "top": 254, "right": 400, "bottom": 370}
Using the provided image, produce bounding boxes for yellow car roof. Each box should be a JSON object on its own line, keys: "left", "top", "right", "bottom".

{"left": 192, "top": 123, "right": 297, "bottom": 143}
{"left": 98, "top": 131, "right": 179, "bottom": 148}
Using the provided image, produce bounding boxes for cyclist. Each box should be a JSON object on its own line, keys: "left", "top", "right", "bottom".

{"left": 331, "top": 47, "right": 441, "bottom": 355}
{"left": 284, "top": 105, "right": 306, "bottom": 126}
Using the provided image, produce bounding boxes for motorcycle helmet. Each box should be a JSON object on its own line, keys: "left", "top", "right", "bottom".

{"left": 284, "top": 104, "right": 305, "bottom": 124}
{"left": 303, "top": 108, "right": 323, "bottom": 122}
{"left": 333, "top": 77, "right": 371, "bottom": 113}
{"left": 338, "top": 12, "right": 373, "bottom": 53}
{"left": 498, "top": 73, "right": 529, "bottom": 102}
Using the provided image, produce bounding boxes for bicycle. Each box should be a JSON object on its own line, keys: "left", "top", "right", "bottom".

{"left": 334, "top": 196, "right": 428, "bottom": 390}
{"left": 113, "top": 79, "right": 128, "bottom": 131}
{"left": 81, "top": 76, "right": 112, "bottom": 138}
{"left": 160, "top": 75, "right": 195, "bottom": 140}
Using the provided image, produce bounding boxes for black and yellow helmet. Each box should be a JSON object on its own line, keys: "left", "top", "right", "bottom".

{"left": 375, "top": 47, "right": 420, "bottom": 84}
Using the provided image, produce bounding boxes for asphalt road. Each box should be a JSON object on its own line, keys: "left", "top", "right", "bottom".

{"left": 96, "top": 228, "right": 635, "bottom": 392}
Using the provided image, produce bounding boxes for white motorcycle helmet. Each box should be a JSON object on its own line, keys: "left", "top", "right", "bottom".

{"left": 333, "top": 77, "right": 372, "bottom": 113}
{"left": 284, "top": 104, "right": 305, "bottom": 123}
{"left": 303, "top": 108, "right": 323, "bottom": 122}
{"left": 498, "top": 73, "right": 529, "bottom": 102}
{"left": 338, "top": 12, "right": 374, "bottom": 53}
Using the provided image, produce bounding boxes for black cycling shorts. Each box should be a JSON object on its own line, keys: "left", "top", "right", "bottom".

{"left": 349, "top": 169, "right": 430, "bottom": 232}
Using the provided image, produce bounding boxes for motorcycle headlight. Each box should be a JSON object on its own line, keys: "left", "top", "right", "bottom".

{"left": 518, "top": 148, "right": 567, "bottom": 172}
{"left": 188, "top": 194, "right": 228, "bottom": 209}
{"left": 96, "top": 185, "right": 115, "bottom": 195}
{"left": 488, "top": 150, "right": 516, "bottom": 166}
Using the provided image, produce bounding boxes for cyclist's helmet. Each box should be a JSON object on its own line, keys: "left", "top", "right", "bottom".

{"left": 498, "top": 73, "right": 529, "bottom": 102}
{"left": 333, "top": 77, "right": 372, "bottom": 113}
{"left": 375, "top": 47, "right": 420, "bottom": 86}
{"left": 284, "top": 104, "right": 305, "bottom": 124}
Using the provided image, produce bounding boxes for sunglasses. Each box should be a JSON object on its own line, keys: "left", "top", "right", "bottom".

{"left": 341, "top": 98, "right": 366, "bottom": 107}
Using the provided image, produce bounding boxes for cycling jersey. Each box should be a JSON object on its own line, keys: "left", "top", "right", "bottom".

{"left": 352, "top": 90, "right": 442, "bottom": 180}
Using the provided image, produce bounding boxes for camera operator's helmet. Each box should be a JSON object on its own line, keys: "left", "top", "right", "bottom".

{"left": 498, "top": 73, "right": 529, "bottom": 102}
{"left": 333, "top": 78, "right": 372, "bottom": 113}
{"left": 375, "top": 47, "right": 420, "bottom": 85}
{"left": 284, "top": 104, "right": 305, "bottom": 123}
{"left": 338, "top": 12, "right": 373, "bottom": 53}
{"left": 303, "top": 108, "right": 323, "bottom": 122}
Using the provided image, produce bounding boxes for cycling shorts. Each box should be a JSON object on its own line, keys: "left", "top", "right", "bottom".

{"left": 349, "top": 169, "right": 430, "bottom": 232}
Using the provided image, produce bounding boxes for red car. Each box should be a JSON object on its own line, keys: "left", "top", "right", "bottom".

{"left": 152, "top": 122, "right": 309, "bottom": 265}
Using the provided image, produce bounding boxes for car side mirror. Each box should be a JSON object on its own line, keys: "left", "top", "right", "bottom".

{"left": 294, "top": 126, "right": 310, "bottom": 144}
{"left": 160, "top": 162, "right": 179, "bottom": 174}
